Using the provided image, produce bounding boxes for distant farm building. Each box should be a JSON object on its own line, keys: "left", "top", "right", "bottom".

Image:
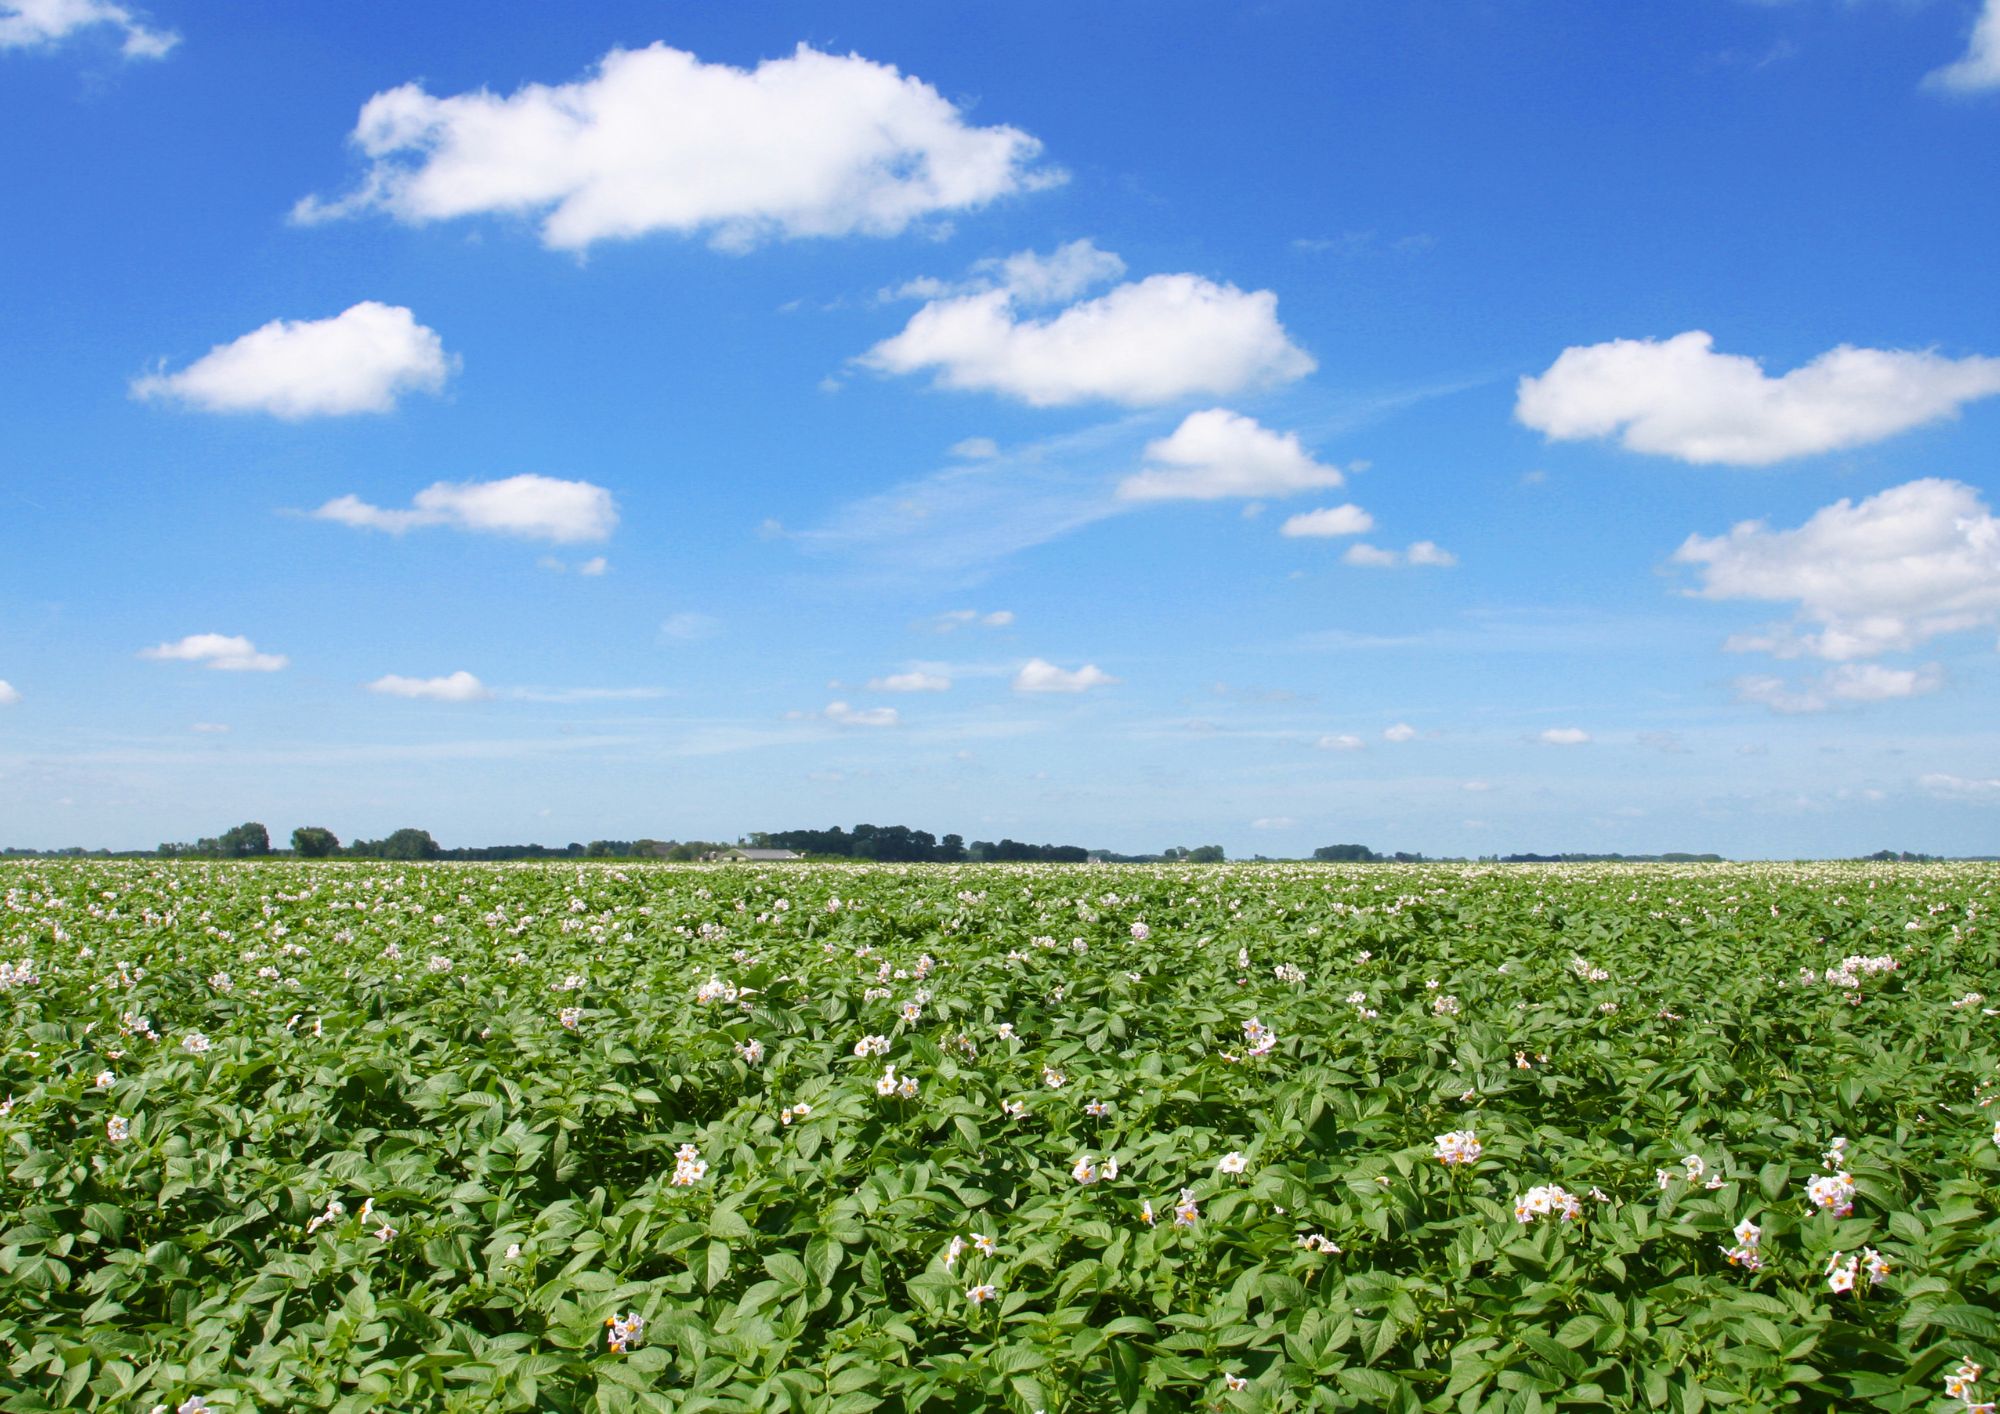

{"left": 706, "top": 847, "right": 804, "bottom": 862}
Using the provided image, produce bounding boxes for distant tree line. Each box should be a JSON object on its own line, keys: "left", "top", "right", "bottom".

{"left": 751, "top": 825, "right": 1095, "bottom": 863}
{"left": 1494, "top": 852, "right": 1725, "bottom": 864}
{"left": 152, "top": 824, "right": 729, "bottom": 862}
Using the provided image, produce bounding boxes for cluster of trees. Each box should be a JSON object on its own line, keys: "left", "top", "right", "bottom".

{"left": 157, "top": 822, "right": 272, "bottom": 858}
{"left": 751, "top": 826, "right": 1094, "bottom": 863}
{"left": 153, "top": 825, "right": 737, "bottom": 862}
{"left": 1861, "top": 849, "right": 1944, "bottom": 862}
{"left": 1312, "top": 844, "right": 1437, "bottom": 862}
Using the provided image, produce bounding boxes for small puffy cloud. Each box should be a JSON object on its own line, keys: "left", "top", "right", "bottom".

{"left": 0, "top": 680, "right": 19, "bottom": 705}
{"left": 1383, "top": 722, "right": 1419, "bottom": 743}
{"left": 1281, "top": 504, "right": 1375, "bottom": 538}
{"left": 1118, "top": 409, "right": 1346, "bottom": 502}
{"left": 314, "top": 474, "right": 617, "bottom": 544}
{"left": 577, "top": 556, "right": 609, "bottom": 576}
{"left": 1014, "top": 658, "right": 1118, "bottom": 693}
{"left": 295, "top": 42, "right": 1055, "bottom": 251}
{"left": 862, "top": 246, "right": 1314, "bottom": 407}
{"left": 366, "top": 670, "right": 490, "bottom": 702}
{"left": 1674, "top": 478, "right": 2000, "bottom": 661}
{"left": 658, "top": 612, "right": 721, "bottom": 644}
{"left": 892, "top": 239, "right": 1127, "bottom": 307}
{"left": 1539, "top": 727, "right": 1592, "bottom": 745}
{"left": 925, "top": 608, "right": 1012, "bottom": 632}
{"left": 1919, "top": 771, "right": 2000, "bottom": 800}
{"left": 1342, "top": 541, "right": 1456, "bottom": 568}
{"left": 1737, "top": 663, "right": 1944, "bottom": 714}
{"left": 141, "top": 633, "right": 288, "bottom": 673}
{"left": 0, "top": 0, "right": 177, "bottom": 58}
{"left": 1317, "top": 733, "right": 1364, "bottom": 751}
{"left": 1251, "top": 816, "right": 1296, "bottom": 830}
{"left": 1516, "top": 330, "right": 2000, "bottom": 466}
{"left": 1462, "top": 780, "right": 1493, "bottom": 792}
{"left": 134, "top": 302, "right": 454, "bottom": 419}
{"left": 868, "top": 671, "right": 951, "bottom": 692}
{"left": 950, "top": 436, "right": 1000, "bottom": 460}
{"left": 1926, "top": 0, "right": 2000, "bottom": 92}
{"left": 824, "top": 700, "right": 900, "bottom": 727}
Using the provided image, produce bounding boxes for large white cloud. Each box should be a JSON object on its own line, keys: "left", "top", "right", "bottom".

{"left": 1673, "top": 478, "right": 2000, "bottom": 660}
{"left": 1737, "top": 663, "right": 1944, "bottom": 714}
{"left": 0, "top": 680, "right": 19, "bottom": 705}
{"left": 1013, "top": 659, "right": 1117, "bottom": 693}
{"left": 140, "top": 633, "right": 288, "bottom": 673}
{"left": 294, "top": 42, "right": 1055, "bottom": 252}
{"left": 366, "top": 671, "right": 490, "bottom": 702}
{"left": 1920, "top": 772, "right": 2000, "bottom": 800}
{"left": 862, "top": 250, "right": 1314, "bottom": 407}
{"left": 1516, "top": 330, "right": 2000, "bottom": 465}
{"left": 0, "top": 0, "right": 177, "bottom": 58}
{"left": 1927, "top": 0, "right": 2000, "bottom": 92}
{"left": 313, "top": 475, "right": 616, "bottom": 544}
{"left": 134, "top": 302, "right": 454, "bottom": 418}
{"left": 1118, "top": 409, "right": 1345, "bottom": 502}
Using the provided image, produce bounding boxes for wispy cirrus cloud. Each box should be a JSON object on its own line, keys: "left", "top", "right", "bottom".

{"left": 0, "top": 0, "right": 177, "bottom": 59}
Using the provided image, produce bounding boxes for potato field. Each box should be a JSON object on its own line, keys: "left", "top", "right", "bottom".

{"left": 1, "top": 860, "right": 1997, "bottom": 1412}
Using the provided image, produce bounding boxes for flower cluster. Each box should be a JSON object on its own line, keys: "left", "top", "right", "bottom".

{"left": 1241, "top": 1016, "right": 1277, "bottom": 1056}
{"left": 853, "top": 1034, "right": 890, "bottom": 1057}
{"left": 1721, "top": 1217, "right": 1762, "bottom": 1270}
{"left": 1072, "top": 1153, "right": 1120, "bottom": 1184}
{"left": 1658, "top": 1153, "right": 1725, "bottom": 1190}
{"left": 670, "top": 1143, "right": 708, "bottom": 1186}
{"left": 779, "top": 1102, "right": 812, "bottom": 1125}
{"left": 1173, "top": 1188, "right": 1200, "bottom": 1225}
{"left": 105, "top": 1114, "right": 130, "bottom": 1143}
{"left": 181, "top": 1032, "right": 211, "bottom": 1055}
{"left": 1433, "top": 1129, "right": 1482, "bottom": 1166}
{"left": 605, "top": 1310, "right": 645, "bottom": 1353}
{"left": 734, "top": 1038, "right": 764, "bottom": 1063}
{"left": 1805, "top": 1169, "right": 1855, "bottom": 1218}
{"left": 305, "top": 1197, "right": 346, "bottom": 1235}
{"left": 1824, "top": 954, "right": 1898, "bottom": 989}
{"left": 1824, "top": 1247, "right": 1890, "bottom": 1293}
{"left": 1570, "top": 956, "right": 1611, "bottom": 983}
{"left": 875, "top": 1064, "right": 918, "bottom": 1099}
{"left": 1945, "top": 1360, "right": 1995, "bottom": 1413}
{"left": 1295, "top": 1231, "right": 1342, "bottom": 1254}
{"left": 1512, "top": 1184, "right": 1583, "bottom": 1224}
{"left": 1431, "top": 994, "right": 1461, "bottom": 1016}
{"left": 558, "top": 1006, "right": 582, "bottom": 1030}
{"left": 694, "top": 977, "right": 739, "bottom": 1004}
{"left": 1215, "top": 1151, "right": 1247, "bottom": 1175}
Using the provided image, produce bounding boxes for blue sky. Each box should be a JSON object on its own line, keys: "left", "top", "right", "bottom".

{"left": 3, "top": 0, "right": 1998, "bottom": 857}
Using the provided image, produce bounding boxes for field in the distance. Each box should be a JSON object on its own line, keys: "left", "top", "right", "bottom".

{"left": 1, "top": 860, "right": 1997, "bottom": 1412}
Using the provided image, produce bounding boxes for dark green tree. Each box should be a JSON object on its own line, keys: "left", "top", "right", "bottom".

{"left": 291, "top": 826, "right": 340, "bottom": 858}
{"left": 217, "top": 822, "right": 271, "bottom": 857}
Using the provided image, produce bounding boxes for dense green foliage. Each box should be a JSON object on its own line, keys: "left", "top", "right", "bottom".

{"left": 1, "top": 860, "right": 1996, "bottom": 1411}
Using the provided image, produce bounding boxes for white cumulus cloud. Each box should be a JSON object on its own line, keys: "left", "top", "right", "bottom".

{"left": 1118, "top": 409, "right": 1346, "bottom": 502}
{"left": 1343, "top": 541, "right": 1457, "bottom": 568}
{"left": 141, "top": 633, "right": 288, "bottom": 673}
{"left": 1539, "top": 727, "right": 1592, "bottom": 745}
{"left": 1013, "top": 658, "right": 1118, "bottom": 694}
{"left": 1674, "top": 478, "right": 2000, "bottom": 660}
{"left": 366, "top": 671, "right": 490, "bottom": 702}
{"left": 295, "top": 42, "right": 1055, "bottom": 251}
{"left": 1927, "top": 0, "right": 2000, "bottom": 92}
{"left": 1383, "top": 722, "right": 1419, "bottom": 743}
{"left": 1516, "top": 330, "right": 2000, "bottom": 466}
{"left": 862, "top": 246, "right": 1314, "bottom": 407}
{"left": 0, "top": 0, "right": 177, "bottom": 58}
{"left": 0, "top": 680, "right": 19, "bottom": 705}
{"left": 133, "top": 302, "right": 454, "bottom": 419}
{"left": 824, "top": 701, "right": 900, "bottom": 727}
{"left": 868, "top": 671, "right": 951, "bottom": 692}
{"left": 925, "top": 608, "right": 1013, "bottom": 632}
{"left": 1737, "top": 663, "right": 1944, "bottom": 714}
{"left": 1282, "top": 504, "right": 1375, "bottom": 538}
{"left": 1317, "top": 733, "right": 1365, "bottom": 751}
{"left": 313, "top": 474, "right": 617, "bottom": 544}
